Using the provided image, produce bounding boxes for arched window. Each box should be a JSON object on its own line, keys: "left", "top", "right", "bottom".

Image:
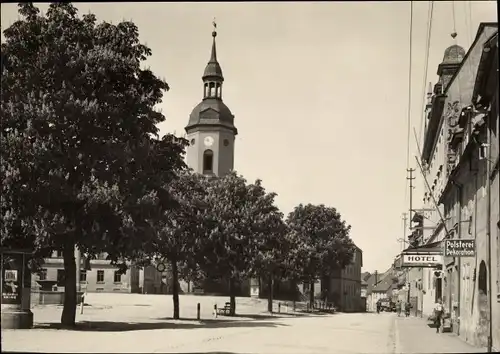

{"left": 204, "top": 83, "right": 209, "bottom": 98}
{"left": 203, "top": 150, "right": 214, "bottom": 174}
{"left": 209, "top": 82, "right": 215, "bottom": 97}
{"left": 478, "top": 260, "right": 487, "bottom": 295}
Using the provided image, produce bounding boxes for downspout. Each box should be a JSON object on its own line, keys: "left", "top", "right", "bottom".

{"left": 454, "top": 180, "right": 463, "bottom": 336}
{"left": 485, "top": 109, "right": 493, "bottom": 353}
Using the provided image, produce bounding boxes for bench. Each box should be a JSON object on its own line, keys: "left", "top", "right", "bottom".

{"left": 314, "top": 301, "right": 336, "bottom": 312}
{"left": 217, "top": 302, "right": 232, "bottom": 316}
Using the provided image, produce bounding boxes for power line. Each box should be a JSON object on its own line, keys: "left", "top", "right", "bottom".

{"left": 468, "top": 1, "right": 474, "bottom": 45}
{"left": 451, "top": 1, "right": 457, "bottom": 38}
{"left": 463, "top": 1, "right": 473, "bottom": 48}
{"left": 405, "top": 1, "right": 414, "bottom": 171}
{"left": 418, "top": 1, "right": 434, "bottom": 146}
{"left": 404, "top": 1, "right": 414, "bottom": 207}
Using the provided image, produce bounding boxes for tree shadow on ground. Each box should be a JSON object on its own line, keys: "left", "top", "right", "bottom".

{"left": 34, "top": 318, "right": 287, "bottom": 332}
{"left": 228, "top": 311, "right": 335, "bottom": 319}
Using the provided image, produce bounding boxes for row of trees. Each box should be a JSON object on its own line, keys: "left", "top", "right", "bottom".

{"left": 0, "top": 2, "right": 356, "bottom": 327}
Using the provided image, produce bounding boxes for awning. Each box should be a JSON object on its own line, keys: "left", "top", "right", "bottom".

{"left": 402, "top": 240, "right": 442, "bottom": 255}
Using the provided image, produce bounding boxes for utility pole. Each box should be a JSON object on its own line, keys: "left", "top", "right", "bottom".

{"left": 407, "top": 168, "right": 415, "bottom": 225}
{"left": 401, "top": 213, "right": 408, "bottom": 251}
{"left": 406, "top": 168, "right": 415, "bottom": 312}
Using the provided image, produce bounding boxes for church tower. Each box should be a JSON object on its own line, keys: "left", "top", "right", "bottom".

{"left": 185, "top": 24, "right": 237, "bottom": 176}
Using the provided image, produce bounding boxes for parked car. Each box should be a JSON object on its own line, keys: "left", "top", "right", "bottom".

{"left": 377, "top": 299, "right": 396, "bottom": 312}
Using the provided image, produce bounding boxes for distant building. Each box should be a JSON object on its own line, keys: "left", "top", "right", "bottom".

{"left": 360, "top": 272, "right": 372, "bottom": 311}
{"left": 31, "top": 251, "right": 164, "bottom": 294}
{"left": 324, "top": 246, "right": 363, "bottom": 312}
{"left": 360, "top": 272, "right": 371, "bottom": 298}
{"left": 364, "top": 268, "right": 401, "bottom": 312}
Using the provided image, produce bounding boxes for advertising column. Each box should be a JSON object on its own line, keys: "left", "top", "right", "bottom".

{"left": 1, "top": 250, "right": 34, "bottom": 329}
{"left": 249, "top": 277, "right": 259, "bottom": 298}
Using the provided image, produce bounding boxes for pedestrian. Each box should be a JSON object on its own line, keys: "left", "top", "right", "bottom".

{"left": 376, "top": 300, "right": 381, "bottom": 313}
{"left": 404, "top": 302, "right": 411, "bottom": 317}
{"left": 434, "top": 298, "right": 444, "bottom": 333}
{"left": 396, "top": 300, "right": 402, "bottom": 317}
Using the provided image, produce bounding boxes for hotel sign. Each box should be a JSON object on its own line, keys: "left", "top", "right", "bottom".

{"left": 444, "top": 239, "right": 476, "bottom": 257}
{"left": 401, "top": 254, "right": 443, "bottom": 268}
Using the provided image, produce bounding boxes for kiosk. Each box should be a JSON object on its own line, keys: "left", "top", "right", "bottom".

{"left": 1, "top": 248, "right": 34, "bottom": 329}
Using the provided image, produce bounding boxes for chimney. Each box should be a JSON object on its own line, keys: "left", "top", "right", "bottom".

{"left": 375, "top": 271, "right": 378, "bottom": 284}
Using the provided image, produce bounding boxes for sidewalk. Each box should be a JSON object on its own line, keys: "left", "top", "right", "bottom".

{"left": 395, "top": 316, "right": 486, "bottom": 353}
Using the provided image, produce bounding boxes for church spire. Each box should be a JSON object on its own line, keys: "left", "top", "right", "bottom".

{"left": 209, "top": 20, "right": 218, "bottom": 63}
{"left": 203, "top": 19, "right": 224, "bottom": 99}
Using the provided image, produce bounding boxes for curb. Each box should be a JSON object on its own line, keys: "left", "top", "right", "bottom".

{"left": 393, "top": 316, "right": 401, "bottom": 354}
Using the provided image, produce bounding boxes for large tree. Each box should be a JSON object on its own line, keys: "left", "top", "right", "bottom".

{"left": 196, "top": 172, "right": 281, "bottom": 315}
{"left": 286, "top": 204, "right": 355, "bottom": 307}
{"left": 251, "top": 210, "right": 294, "bottom": 313}
{"left": 1, "top": 3, "right": 185, "bottom": 326}
{"left": 142, "top": 171, "right": 209, "bottom": 320}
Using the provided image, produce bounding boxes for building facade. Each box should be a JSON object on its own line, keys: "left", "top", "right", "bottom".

{"left": 326, "top": 246, "right": 363, "bottom": 312}
{"left": 411, "top": 22, "right": 498, "bottom": 350}
{"left": 417, "top": 39, "right": 467, "bottom": 320}
{"left": 471, "top": 30, "right": 499, "bottom": 351}
{"left": 32, "top": 251, "right": 163, "bottom": 294}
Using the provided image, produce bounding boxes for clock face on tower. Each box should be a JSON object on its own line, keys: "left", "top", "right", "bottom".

{"left": 204, "top": 136, "right": 214, "bottom": 147}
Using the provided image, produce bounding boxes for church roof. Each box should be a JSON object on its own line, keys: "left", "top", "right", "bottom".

{"left": 187, "top": 98, "right": 236, "bottom": 132}
{"left": 185, "top": 24, "right": 236, "bottom": 134}
{"left": 203, "top": 31, "right": 223, "bottom": 80}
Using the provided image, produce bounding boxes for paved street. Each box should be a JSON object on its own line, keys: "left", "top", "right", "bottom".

{"left": 1, "top": 294, "right": 485, "bottom": 353}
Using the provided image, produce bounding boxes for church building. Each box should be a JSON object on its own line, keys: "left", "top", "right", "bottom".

{"left": 179, "top": 26, "right": 250, "bottom": 296}
{"left": 184, "top": 27, "right": 237, "bottom": 177}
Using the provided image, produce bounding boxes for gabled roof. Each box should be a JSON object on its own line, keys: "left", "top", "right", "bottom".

{"left": 365, "top": 267, "right": 393, "bottom": 295}
{"left": 361, "top": 272, "right": 371, "bottom": 286}
{"left": 372, "top": 269, "right": 397, "bottom": 293}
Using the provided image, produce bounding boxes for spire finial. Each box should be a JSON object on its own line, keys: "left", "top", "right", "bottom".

{"left": 209, "top": 18, "right": 218, "bottom": 62}
{"left": 451, "top": 32, "right": 457, "bottom": 39}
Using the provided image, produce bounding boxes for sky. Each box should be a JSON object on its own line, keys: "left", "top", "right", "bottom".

{"left": 1, "top": 1, "right": 497, "bottom": 273}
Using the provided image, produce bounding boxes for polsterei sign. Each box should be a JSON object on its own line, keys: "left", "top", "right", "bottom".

{"left": 401, "top": 254, "right": 443, "bottom": 268}
{"left": 444, "top": 239, "right": 476, "bottom": 257}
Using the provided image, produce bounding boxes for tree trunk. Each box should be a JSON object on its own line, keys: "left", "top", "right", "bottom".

{"left": 309, "top": 279, "right": 315, "bottom": 310}
{"left": 267, "top": 275, "right": 274, "bottom": 313}
{"left": 171, "top": 259, "right": 180, "bottom": 320}
{"left": 228, "top": 278, "right": 236, "bottom": 316}
{"left": 61, "top": 241, "right": 77, "bottom": 326}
